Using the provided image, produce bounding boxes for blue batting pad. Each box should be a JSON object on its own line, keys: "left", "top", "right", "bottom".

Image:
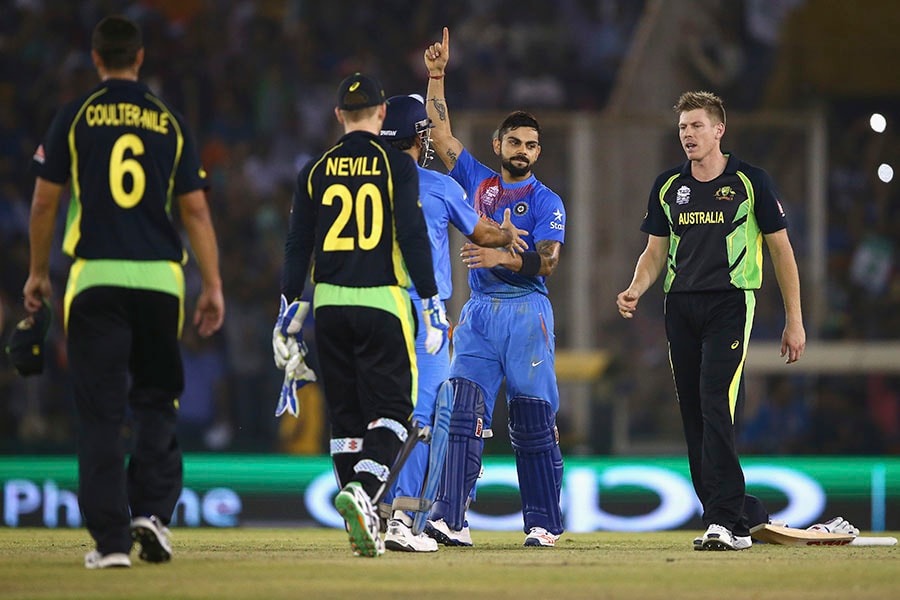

{"left": 430, "top": 378, "right": 485, "bottom": 531}
{"left": 413, "top": 379, "right": 453, "bottom": 535}
{"left": 509, "top": 395, "right": 564, "bottom": 535}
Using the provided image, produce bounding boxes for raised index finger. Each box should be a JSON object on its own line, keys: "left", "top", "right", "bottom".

{"left": 442, "top": 26, "right": 449, "bottom": 52}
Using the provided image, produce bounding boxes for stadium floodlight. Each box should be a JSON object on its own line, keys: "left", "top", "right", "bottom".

{"left": 877, "top": 163, "right": 893, "bottom": 183}
{"left": 870, "top": 113, "right": 887, "bottom": 133}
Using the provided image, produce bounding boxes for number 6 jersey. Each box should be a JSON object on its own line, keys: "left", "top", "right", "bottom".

{"left": 32, "top": 78, "right": 208, "bottom": 263}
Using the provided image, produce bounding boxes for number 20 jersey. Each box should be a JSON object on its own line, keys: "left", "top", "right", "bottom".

{"left": 32, "top": 78, "right": 207, "bottom": 262}
{"left": 282, "top": 130, "right": 436, "bottom": 301}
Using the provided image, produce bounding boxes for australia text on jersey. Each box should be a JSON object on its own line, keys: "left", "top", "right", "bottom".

{"left": 678, "top": 210, "right": 725, "bottom": 225}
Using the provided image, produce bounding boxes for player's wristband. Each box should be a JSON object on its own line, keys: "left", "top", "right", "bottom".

{"left": 518, "top": 251, "right": 541, "bottom": 277}
{"left": 428, "top": 73, "right": 445, "bottom": 80}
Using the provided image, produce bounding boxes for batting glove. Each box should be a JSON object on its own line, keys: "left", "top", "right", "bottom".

{"left": 421, "top": 295, "right": 449, "bottom": 355}
{"left": 807, "top": 516, "right": 859, "bottom": 536}
{"left": 273, "top": 294, "right": 310, "bottom": 369}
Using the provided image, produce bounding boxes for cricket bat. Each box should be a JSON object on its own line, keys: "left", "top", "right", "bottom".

{"left": 750, "top": 523, "right": 855, "bottom": 546}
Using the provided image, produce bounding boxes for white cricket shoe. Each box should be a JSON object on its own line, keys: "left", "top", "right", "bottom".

{"left": 701, "top": 523, "right": 751, "bottom": 551}
{"left": 524, "top": 527, "right": 559, "bottom": 547}
{"left": 84, "top": 550, "right": 131, "bottom": 569}
{"left": 385, "top": 518, "right": 439, "bottom": 552}
{"left": 425, "top": 518, "right": 473, "bottom": 547}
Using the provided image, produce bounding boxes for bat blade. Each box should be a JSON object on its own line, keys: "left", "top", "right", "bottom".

{"left": 750, "top": 523, "right": 854, "bottom": 546}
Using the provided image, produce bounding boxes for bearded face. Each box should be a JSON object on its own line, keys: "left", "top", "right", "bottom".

{"left": 495, "top": 127, "right": 540, "bottom": 180}
{"left": 501, "top": 153, "right": 531, "bottom": 178}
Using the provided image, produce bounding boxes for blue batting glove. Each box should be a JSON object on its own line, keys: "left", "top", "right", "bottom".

{"left": 421, "top": 295, "right": 449, "bottom": 355}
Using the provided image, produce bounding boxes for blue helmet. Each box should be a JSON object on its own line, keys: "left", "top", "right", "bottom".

{"left": 380, "top": 94, "right": 434, "bottom": 166}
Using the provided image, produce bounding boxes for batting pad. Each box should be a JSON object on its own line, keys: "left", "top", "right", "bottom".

{"left": 412, "top": 379, "right": 453, "bottom": 535}
{"left": 430, "top": 378, "right": 485, "bottom": 531}
{"left": 509, "top": 395, "right": 564, "bottom": 535}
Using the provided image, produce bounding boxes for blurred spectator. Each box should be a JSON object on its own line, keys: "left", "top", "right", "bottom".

{"left": 176, "top": 318, "right": 229, "bottom": 451}
{"left": 807, "top": 378, "right": 885, "bottom": 454}
{"left": 738, "top": 376, "right": 810, "bottom": 454}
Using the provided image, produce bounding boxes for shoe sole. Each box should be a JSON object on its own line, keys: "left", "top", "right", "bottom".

{"left": 693, "top": 537, "right": 704, "bottom": 551}
{"left": 384, "top": 538, "right": 437, "bottom": 553}
{"left": 702, "top": 539, "right": 736, "bottom": 551}
{"left": 131, "top": 525, "right": 171, "bottom": 563}
{"left": 335, "top": 492, "right": 380, "bottom": 558}
{"left": 523, "top": 538, "right": 556, "bottom": 547}
{"left": 424, "top": 523, "right": 473, "bottom": 547}
{"left": 384, "top": 539, "right": 415, "bottom": 552}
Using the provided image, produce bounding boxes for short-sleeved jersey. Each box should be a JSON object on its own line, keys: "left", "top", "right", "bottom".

{"left": 641, "top": 154, "right": 788, "bottom": 293}
{"left": 449, "top": 148, "right": 566, "bottom": 298}
{"left": 282, "top": 130, "right": 436, "bottom": 301}
{"left": 32, "top": 79, "right": 207, "bottom": 262}
{"left": 413, "top": 165, "right": 479, "bottom": 301}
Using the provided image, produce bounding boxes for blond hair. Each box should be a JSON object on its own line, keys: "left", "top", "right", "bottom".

{"left": 674, "top": 91, "right": 726, "bottom": 126}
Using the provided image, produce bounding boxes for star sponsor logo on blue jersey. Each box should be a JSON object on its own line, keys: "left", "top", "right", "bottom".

{"left": 550, "top": 208, "right": 565, "bottom": 231}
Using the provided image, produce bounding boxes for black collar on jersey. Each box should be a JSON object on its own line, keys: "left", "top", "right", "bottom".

{"left": 679, "top": 152, "right": 740, "bottom": 178}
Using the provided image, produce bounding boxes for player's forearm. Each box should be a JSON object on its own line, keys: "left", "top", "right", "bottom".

{"left": 179, "top": 192, "right": 222, "bottom": 291}
{"left": 628, "top": 245, "right": 666, "bottom": 296}
{"left": 469, "top": 219, "right": 513, "bottom": 248}
{"left": 769, "top": 238, "right": 804, "bottom": 325}
{"left": 510, "top": 241, "right": 560, "bottom": 277}
{"left": 765, "top": 230, "right": 803, "bottom": 324}
{"left": 425, "top": 77, "right": 461, "bottom": 170}
{"left": 28, "top": 178, "right": 62, "bottom": 277}
{"left": 425, "top": 72, "right": 450, "bottom": 138}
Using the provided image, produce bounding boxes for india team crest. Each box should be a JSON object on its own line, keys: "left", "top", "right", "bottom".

{"left": 514, "top": 202, "right": 529, "bottom": 216}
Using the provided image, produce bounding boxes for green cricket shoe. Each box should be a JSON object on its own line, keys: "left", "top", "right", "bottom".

{"left": 334, "top": 482, "right": 384, "bottom": 558}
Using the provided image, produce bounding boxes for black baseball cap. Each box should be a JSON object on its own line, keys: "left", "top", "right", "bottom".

{"left": 336, "top": 72, "right": 385, "bottom": 111}
{"left": 5, "top": 300, "right": 52, "bottom": 377}
{"left": 380, "top": 95, "right": 433, "bottom": 140}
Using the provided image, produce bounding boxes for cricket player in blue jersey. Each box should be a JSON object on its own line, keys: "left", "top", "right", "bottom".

{"left": 378, "top": 94, "right": 526, "bottom": 552}
{"left": 422, "top": 28, "right": 567, "bottom": 548}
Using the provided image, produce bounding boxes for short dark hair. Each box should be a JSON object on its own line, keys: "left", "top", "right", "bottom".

{"left": 674, "top": 91, "right": 726, "bottom": 126}
{"left": 497, "top": 111, "right": 541, "bottom": 142}
{"left": 92, "top": 16, "right": 142, "bottom": 71}
{"left": 387, "top": 137, "right": 417, "bottom": 152}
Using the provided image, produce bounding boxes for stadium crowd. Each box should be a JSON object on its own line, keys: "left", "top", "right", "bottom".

{"left": 1, "top": 0, "right": 897, "bottom": 455}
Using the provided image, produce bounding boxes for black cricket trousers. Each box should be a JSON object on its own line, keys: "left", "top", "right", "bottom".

{"left": 665, "top": 289, "right": 755, "bottom": 537}
{"left": 67, "top": 286, "right": 184, "bottom": 555}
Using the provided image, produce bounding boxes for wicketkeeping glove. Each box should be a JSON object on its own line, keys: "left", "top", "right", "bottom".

{"left": 807, "top": 516, "right": 859, "bottom": 537}
{"left": 273, "top": 294, "right": 317, "bottom": 418}
{"left": 421, "top": 295, "right": 449, "bottom": 355}
{"left": 273, "top": 294, "right": 310, "bottom": 369}
{"left": 275, "top": 360, "right": 317, "bottom": 418}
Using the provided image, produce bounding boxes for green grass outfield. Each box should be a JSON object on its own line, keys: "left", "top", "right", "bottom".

{"left": 1, "top": 528, "right": 897, "bottom": 600}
